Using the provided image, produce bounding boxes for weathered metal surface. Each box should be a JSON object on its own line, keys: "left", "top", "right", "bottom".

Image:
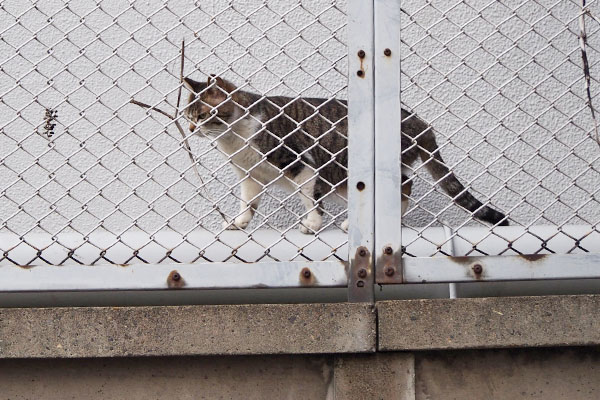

{"left": 0, "top": 303, "right": 376, "bottom": 358}
{"left": 378, "top": 295, "right": 600, "bottom": 351}
{"left": 0, "top": 261, "right": 347, "bottom": 292}
{"left": 374, "top": 0, "right": 402, "bottom": 288}
{"left": 348, "top": 246, "right": 374, "bottom": 302}
{"left": 400, "top": 253, "right": 600, "bottom": 284}
{"left": 347, "top": 0, "right": 375, "bottom": 303}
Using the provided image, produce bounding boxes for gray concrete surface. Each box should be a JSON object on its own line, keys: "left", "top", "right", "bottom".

{"left": 334, "top": 353, "right": 415, "bottom": 400}
{"left": 378, "top": 295, "right": 600, "bottom": 351}
{"left": 415, "top": 347, "right": 600, "bottom": 400}
{"left": 0, "top": 355, "right": 333, "bottom": 400}
{"left": 1, "top": 348, "right": 599, "bottom": 399}
{"left": 0, "top": 303, "right": 376, "bottom": 358}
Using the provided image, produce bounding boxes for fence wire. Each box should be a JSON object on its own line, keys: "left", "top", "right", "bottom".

{"left": 1, "top": 0, "right": 600, "bottom": 267}
{"left": 0, "top": 0, "right": 348, "bottom": 265}
{"left": 401, "top": 0, "right": 600, "bottom": 257}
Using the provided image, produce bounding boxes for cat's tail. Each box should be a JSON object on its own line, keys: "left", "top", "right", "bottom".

{"left": 408, "top": 116, "right": 509, "bottom": 226}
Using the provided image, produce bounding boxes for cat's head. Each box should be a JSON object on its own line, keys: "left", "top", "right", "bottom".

{"left": 183, "top": 75, "right": 238, "bottom": 137}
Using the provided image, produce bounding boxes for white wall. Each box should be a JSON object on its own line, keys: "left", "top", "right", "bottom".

{"left": 0, "top": 0, "right": 599, "bottom": 259}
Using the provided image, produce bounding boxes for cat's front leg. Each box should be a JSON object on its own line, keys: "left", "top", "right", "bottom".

{"left": 224, "top": 170, "right": 263, "bottom": 230}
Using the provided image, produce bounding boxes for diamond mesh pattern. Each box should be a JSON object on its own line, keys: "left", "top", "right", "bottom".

{"left": 401, "top": 0, "right": 600, "bottom": 256}
{"left": 0, "top": 0, "right": 348, "bottom": 265}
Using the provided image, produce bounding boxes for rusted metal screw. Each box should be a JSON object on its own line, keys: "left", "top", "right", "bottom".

{"left": 384, "top": 48, "right": 391, "bottom": 56}
{"left": 384, "top": 246, "right": 393, "bottom": 255}
{"left": 357, "top": 280, "right": 365, "bottom": 287}
{"left": 357, "top": 268, "right": 367, "bottom": 278}
{"left": 472, "top": 264, "right": 483, "bottom": 274}
{"left": 357, "top": 49, "right": 365, "bottom": 58}
{"left": 171, "top": 272, "right": 181, "bottom": 281}
{"left": 356, "top": 181, "right": 365, "bottom": 191}
{"left": 302, "top": 268, "right": 312, "bottom": 279}
{"left": 359, "top": 248, "right": 367, "bottom": 257}
{"left": 356, "top": 70, "right": 364, "bottom": 77}
{"left": 384, "top": 266, "right": 395, "bottom": 277}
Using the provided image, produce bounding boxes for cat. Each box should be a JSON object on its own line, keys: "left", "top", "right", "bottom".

{"left": 182, "top": 75, "right": 508, "bottom": 233}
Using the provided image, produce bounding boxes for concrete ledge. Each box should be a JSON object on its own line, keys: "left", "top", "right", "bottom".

{"left": 0, "top": 303, "right": 376, "bottom": 358}
{"left": 378, "top": 295, "right": 600, "bottom": 351}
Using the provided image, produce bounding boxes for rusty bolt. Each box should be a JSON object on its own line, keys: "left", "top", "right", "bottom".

{"left": 171, "top": 272, "right": 181, "bottom": 281}
{"left": 356, "top": 70, "right": 364, "bottom": 77}
{"left": 384, "top": 246, "right": 393, "bottom": 255}
{"left": 359, "top": 248, "right": 367, "bottom": 257}
{"left": 384, "top": 266, "right": 395, "bottom": 277}
{"left": 357, "top": 268, "right": 367, "bottom": 278}
{"left": 356, "top": 181, "right": 365, "bottom": 191}
{"left": 384, "top": 48, "right": 392, "bottom": 56}
{"left": 472, "top": 264, "right": 483, "bottom": 274}
{"left": 357, "top": 280, "right": 365, "bottom": 287}
{"left": 357, "top": 49, "right": 365, "bottom": 58}
{"left": 301, "top": 267, "right": 312, "bottom": 279}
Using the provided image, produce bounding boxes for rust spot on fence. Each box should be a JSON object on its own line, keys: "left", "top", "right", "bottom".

{"left": 357, "top": 50, "right": 366, "bottom": 78}
{"left": 472, "top": 264, "right": 483, "bottom": 279}
{"left": 167, "top": 270, "right": 185, "bottom": 289}
{"left": 449, "top": 256, "right": 472, "bottom": 265}
{"left": 520, "top": 254, "right": 547, "bottom": 262}
{"left": 375, "top": 245, "right": 402, "bottom": 284}
{"left": 300, "top": 267, "right": 315, "bottom": 286}
{"left": 18, "top": 264, "right": 34, "bottom": 269}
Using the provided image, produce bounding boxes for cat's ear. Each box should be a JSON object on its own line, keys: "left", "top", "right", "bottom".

{"left": 183, "top": 77, "right": 202, "bottom": 93}
{"left": 207, "top": 74, "right": 233, "bottom": 93}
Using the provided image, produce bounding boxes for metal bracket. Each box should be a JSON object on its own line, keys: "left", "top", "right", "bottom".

{"left": 375, "top": 245, "right": 403, "bottom": 284}
{"left": 348, "top": 246, "right": 374, "bottom": 302}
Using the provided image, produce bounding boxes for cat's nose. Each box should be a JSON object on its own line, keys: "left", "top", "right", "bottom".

{"left": 189, "top": 123, "right": 196, "bottom": 132}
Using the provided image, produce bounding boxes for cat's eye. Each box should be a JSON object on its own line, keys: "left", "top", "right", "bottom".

{"left": 198, "top": 112, "right": 208, "bottom": 120}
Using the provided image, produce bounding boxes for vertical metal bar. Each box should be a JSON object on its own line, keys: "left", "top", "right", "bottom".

{"left": 374, "top": 0, "right": 402, "bottom": 284}
{"left": 347, "top": 0, "right": 375, "bottom": 302}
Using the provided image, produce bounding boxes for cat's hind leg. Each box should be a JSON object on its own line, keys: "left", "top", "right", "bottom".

{"left": 292, "top": 168, "right": 323, "bottom": 234}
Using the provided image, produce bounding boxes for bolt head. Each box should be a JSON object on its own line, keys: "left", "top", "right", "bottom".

{"left": 359, "top": 248, "right": 367, "bottom": 257}
{"left": 302, "top": 268, "right": 311, "bottom": 279}
{"left": 384, "top": 246, "right": 393, "bottom": 255}
{"left": 357, "top": 50, "right": 365, "bottom": 58}
{"left": 472, "top": 264, "right": 483, "bottom": 274}
{"left": 357, "top": 280, "right": 365, "bottom": 288}
{"left": 172, "top": 273, "right": 180, "bottom": 281}
{"left": 384, "top": 266, "right": 395, "bottom": 277}
{"left": 384, "top": 48, "right": 392, "bottom": 56}
{"left": 357, "top": 268, "right": 367, "bottom": 278}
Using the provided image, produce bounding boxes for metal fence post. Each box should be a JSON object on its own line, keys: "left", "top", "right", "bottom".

{"left": 374, "top": 0, "right": 402, "bottom": 285}
{"left": 347, "top": 0, "right": 375, "bottom": 302}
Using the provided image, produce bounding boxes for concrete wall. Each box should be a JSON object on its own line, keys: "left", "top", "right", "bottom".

{"left": 1, "top": 0, "right": 600, "bottom": 259}
{"left": 1, "top": 349, "right": 599, "bottom": 399}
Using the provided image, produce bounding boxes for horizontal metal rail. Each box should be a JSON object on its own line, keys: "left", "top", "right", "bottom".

{"left": 401, "top": 253, "right": 600, "bottom": 284}
{"left": 0, "top": 261, "right": 347, "bottom": 292}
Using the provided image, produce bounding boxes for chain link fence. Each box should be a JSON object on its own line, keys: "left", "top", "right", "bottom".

{"left": 401, "top": 0, "right": 600, "bottom": 257}
{"left": 1, "top": 0, "right": 600, "bottom": 268}
{"left": 0, "top": 0, "right": 349, "bottom": 265}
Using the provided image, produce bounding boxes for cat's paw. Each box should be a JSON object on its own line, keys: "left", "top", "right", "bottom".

{"left": 299, "top": 217, "right": 322, "bottom": 234}
{"left": 222, "top": 217, "right": 250, "bottom": 230}
{"left": 340, "top": 219, "right": 349, "bottom": 232}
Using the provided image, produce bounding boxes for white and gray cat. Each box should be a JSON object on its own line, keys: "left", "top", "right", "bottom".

{"left": 183, "top": 75, "right": 508, "bottom": 233}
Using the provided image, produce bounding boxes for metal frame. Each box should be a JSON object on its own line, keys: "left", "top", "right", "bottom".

{"left": 347, "top": 0, "right": 376, "bottom": 302}
{"left": 374, "top": 0, "right": 403, "bottom": 285}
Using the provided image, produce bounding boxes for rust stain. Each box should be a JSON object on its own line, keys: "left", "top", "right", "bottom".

{"left": 449, "top": 256, "right": 473, "bottom": 265}
{"left": 167, "top": 270, "right": 185, "bottom": 289}
{"left": 17, "top": 265, "right": 34, "bottom": 269}
{"left": 520, "top": 254, "right": 547, "bottom": 262}
{"left": 117, "top": 264, "right": 130, "bottom": 268}
{"left": 299, "top": 267, "right": 316, "bottom": 286}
